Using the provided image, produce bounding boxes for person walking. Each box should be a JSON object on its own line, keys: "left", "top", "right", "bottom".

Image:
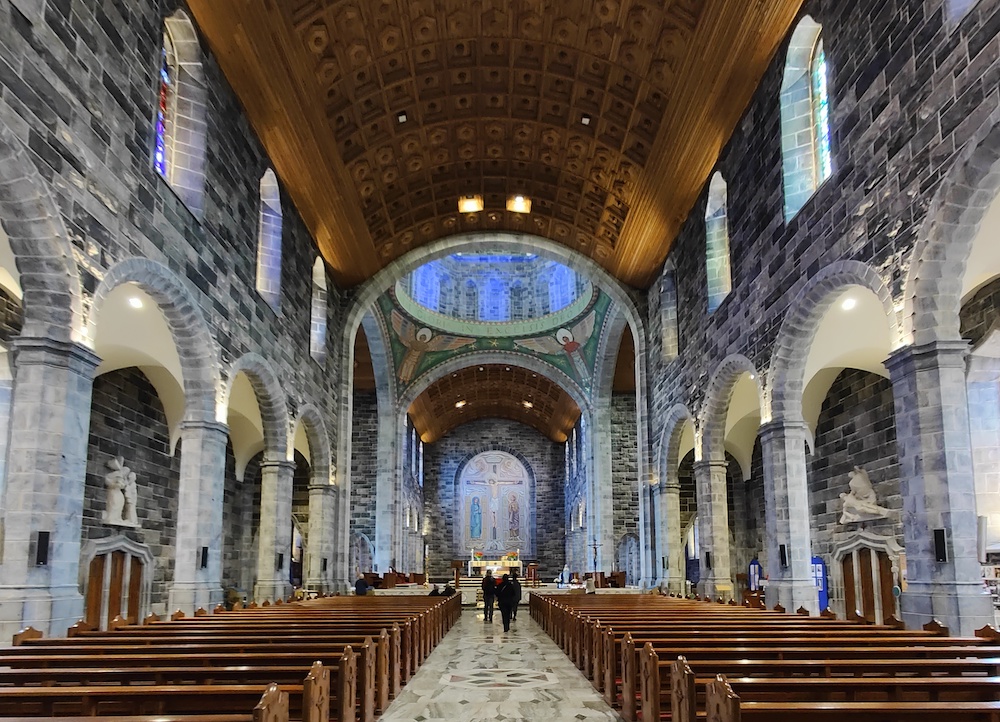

{"left": 496, "top": 574, "right": 518, "bottom": 632}
{"left": 510, "top": 571, "right": 522, "bottom": 621}
{"left": 481, "top": 569, "right": 496, "bottom": 622}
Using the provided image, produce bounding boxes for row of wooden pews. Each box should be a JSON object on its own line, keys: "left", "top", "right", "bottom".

{"left": 529, "top": 592, "right": 1000, "bottom": 721}
{"left": 0, "top": 592, "right": 461, "bottom": 722}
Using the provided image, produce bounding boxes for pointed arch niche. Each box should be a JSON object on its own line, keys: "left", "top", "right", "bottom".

{"left": 780, "top": 16, "right": 832, "bottom": 220}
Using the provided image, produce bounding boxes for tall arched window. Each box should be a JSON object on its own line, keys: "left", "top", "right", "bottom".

{"left": 481, "top": 277, "right": 509, "bottom": 321}
{"left": 155, "top": 10, "right": 207, "bottom": 216}
{"left": 463, "top": 280, "right": 478, "bottom": 319}
{"left": 310, "top": 257, "right": 328, "bottom": 364}
{"left": 705, "top": 173, "right": 731, "bottom": 313}
{"left": 660, "top": 263, "right": 679, "bottom": 361}
{"left": 780, "top": 16, "right": 832, "bottom": 220}
{"left": 256, "top": 169, "right": 283, "bottom": 310}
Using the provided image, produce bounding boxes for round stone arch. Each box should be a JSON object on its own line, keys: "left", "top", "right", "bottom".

{"left": 657, "top": 404, "right": 695, "bottom": 484}
{"left": 902, "top": 105, "right": 1000, "bottom": 346}
{"left": 291, "top": 403, "right": 332, "bottom": 486}
{"left": 0, "top": 121, "right": 84, "bottom": 341}
{"left": 766, "top": 260, "right": 900, "bottom": 423}
{"left": 222, "top": 352, "right": 289, "bottom": 461}
{"left": 698, "top": 353, "right": 764, "bottom": 463}
{"left": 88, "top": 258, "right": 218, "bottom": 422}
{"left": 452, "top": 444, "right": 538, "bottom": 557}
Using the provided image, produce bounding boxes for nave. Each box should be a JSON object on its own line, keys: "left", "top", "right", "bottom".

{"left": 380, "top": 605, "right": 622, "bottom": 722}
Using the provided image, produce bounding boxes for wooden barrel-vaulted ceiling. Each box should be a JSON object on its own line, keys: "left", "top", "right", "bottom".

{"left": 408, "top": 365, "right": 581, "bottom": 443}
{"left": 187, "top": 0, "right": 803, "bottom": 289}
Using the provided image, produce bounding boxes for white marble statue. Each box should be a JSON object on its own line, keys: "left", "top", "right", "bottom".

{"left": 839, "top": 465, "right": 890, "bottom": 524}
{"left": 103, "top": 456, "right": 139, "bottom": 528}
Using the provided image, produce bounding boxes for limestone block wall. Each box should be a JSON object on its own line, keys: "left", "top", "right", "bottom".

{"left": 84, "top": 368, "right": 180, "bottom": 614}
{"left": 222, "top": 448, "right": 260, "bottom": 598}
{"left": 564, "top": 420, "right": 587, "bottom": 574}
{"left": 611, "top": 393, "right": 639, "bottom": 544}
{"left": 961, "top": 278, "right": 1000, "bottom": 345}
{"left": 808, "top": 369, "right": 902, "bottom": 607}
{"left": 423, "top": 418, "right": 565, "bottom": 580}
{"left": 349, "top": 392, "right": 378, "bottom": 544}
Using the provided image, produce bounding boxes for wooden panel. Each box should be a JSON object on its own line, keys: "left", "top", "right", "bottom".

{"left": 858, "top": 547, "right": 875, "bottom": 623}
{"left": 107, "top": 551, "right": 126, "bottom": 627}
{"left": 842, "top": 554, "right": 856, "bottom": 618}
{"left": 84, "top": 555, "right": 105, "bottom": 629}
{"left": 128, "top": 556, "right": 143, "bottom": 625}
{"left": 186, "top": 0, "right": 806, "bottom": 289}
{"left": 877, "top": 551, "right": 896, "bottom": 624}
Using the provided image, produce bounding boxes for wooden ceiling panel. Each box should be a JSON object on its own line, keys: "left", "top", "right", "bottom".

{"left": 188, "top": 0, "right": 804, "bottom": 288}
{"left": 409, "top": 364, "right": 581, "bottom": 443}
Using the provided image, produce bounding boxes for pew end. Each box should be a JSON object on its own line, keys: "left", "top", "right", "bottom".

{"left": 12, "top": 625, "right": 41, "bottom": 646}
{"left": 671, "top": 656, "right": 697, "bottom": 722}
{"left": 302, "top": 660, "right": 329, "bottom": 722}
{"left": 67, "top": 619, "right": 96, "bottom": 637}
{"left": 253, "top": 683, "right": 288, "bottom": 722}
{"left": 143, "top": 613, "right": 161, "bottom": 624}
{"left": 110, "top": 614, "right": 128, "bottom": 630}
{"left": 795, "top": 606, "right": 809, "bottom": 616}
{"left": 171, "top": 610, "right": 186, "bottom": 621}
{"left": 923, "top": 619, "right": 950, "bottom": 636}
{"left": 975, "top": 624, "right": 1000, "bottom": 641}
{"left": 705, "top": 675, "right": 740, "bottom": 722}
{"left": 884, "top": 615, "right": 906, "bottom": 629}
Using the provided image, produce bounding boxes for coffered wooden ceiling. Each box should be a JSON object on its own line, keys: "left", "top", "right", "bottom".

{"left": 408, "top": 364, "right": 581, "bottom": 442}
{"left": 188, "top": 1, "right": 802, "bottom": 288}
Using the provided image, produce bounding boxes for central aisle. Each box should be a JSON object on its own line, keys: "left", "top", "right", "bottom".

{"left": 379, "top": 605, "right": 624, "bottom": 721}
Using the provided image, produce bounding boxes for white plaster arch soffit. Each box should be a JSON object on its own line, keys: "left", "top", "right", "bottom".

{"left": 88, "top": 258, "right": 218, "bottom": 427}
{"left": 222, "top": 352, "right": 289, "bottom": 477}
{"left": 0, "top": 120, "right": 84, "bottom": 342}
{"left": 766, "top": 260, "right": 899, "bottom": 429}
{"left": 902, "top": 105, "right": 1000, "bottom": 346}
{"left": 657, "top": 403, "right": 695, "bottom": 485}
{"left": 292, "top": 403, "right": 332, "bottom": 486}
{"left": 697, "top": 354, "right": 764, "bottom": 472}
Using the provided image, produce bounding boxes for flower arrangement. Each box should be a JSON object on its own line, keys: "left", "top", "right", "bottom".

{"left": 473, "top": 550, "right": 484, "bottom": 560}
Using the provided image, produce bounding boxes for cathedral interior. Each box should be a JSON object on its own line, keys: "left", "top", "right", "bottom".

{"left": 0, "top": 0, "right": 999, "bottom": 652}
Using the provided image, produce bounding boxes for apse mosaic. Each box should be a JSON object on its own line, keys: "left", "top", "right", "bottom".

{"left": 458, "top": 450, "right": 532, "bottom": 556}
{"left": 377, "top": 285, "right": 612, "bottom": 394}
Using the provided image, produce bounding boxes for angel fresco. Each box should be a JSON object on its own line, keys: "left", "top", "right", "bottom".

{"left": 391, "top": 310, "right": 476, "bottom": 383}
{"left": 513, "top": 310, "right": 596, "bottom": 381}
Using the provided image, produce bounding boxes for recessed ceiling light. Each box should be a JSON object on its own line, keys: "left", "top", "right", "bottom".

{"left": 506, "top": 195, "right": 531, "bottom": 214}
{"left": 749, "top": 374, "right": 756, "bottom": 380}
{"left": 505, "top": 367, "right": 510, "bottom": 371}
{"left": 581, "top": 113, "right": 592, "bottom": 126}
{"left": 458, "top": 194, "right": 484, "bottom": 213}
{"left": 479, "top": 366, "right": 484, "bottom": 371}
{"left": 841, "top": 297, "right": 857, "bottom": 311}
{"left": 396, "top": 111, "right": 408, "bottom": 124}
{"left": 128, "top": 297, "right": 143, "bottom": 309}
{"left": 522, "top": 401, "right": 534, "bottom": 409}
{"left": 455, "top": 400, "right": 467, "bottom": 408}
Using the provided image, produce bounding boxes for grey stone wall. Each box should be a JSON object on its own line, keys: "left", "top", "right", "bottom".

{"left": 611, "top": 393, "right": 639, "bottom": 544}
{"left": 423, "top": 418, "right": 565, "bottom": 580}
{"left": 0, "top": 288, "right": 22, "bottom": 344}
{"left": 222, "top": 446, "right": 260, "bottom": 598}
{"left": 808, "top": 369, "right": 902, "bottom": 569}
{"left": 961, "top": 277, "right": 1000, "bottom": 344}
{"left": 349, "top": 391, "right": 378, "bottom": 544}
{"left": 84, "top": 368, "right": 179, "bottom": 613}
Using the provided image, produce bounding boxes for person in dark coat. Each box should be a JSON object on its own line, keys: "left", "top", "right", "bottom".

{"left": 354, "top": 574, "right": 370, "bottom": 596}
{"left": 428, "top": 584, "right": 441, "bottom": 596}
{"left": 509, "top": 571, "right": 522, "bottom": 620}
{"left": 481, "top": 570, "right": 496, "bottom": 622}
{"left": 496, "top": 574, "right": 518, "bottom": 632}
{"left": 442, "top": 583, "right": 456, "bottom": 596}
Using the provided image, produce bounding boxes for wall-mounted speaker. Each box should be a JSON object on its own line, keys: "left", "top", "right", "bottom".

{"left": 978, "top": 516, "right": 988, "bottom": 564}
{"left": 277, "top": 553, "right": 284, "bottom": 571}
{"left": 35, "top": 531, "right": 49, "bottom": 566}
{"left": 705, "top": 551, "right": 712, "bottom": 570}
{"left": 779, "top": 544, "right": 788, "bottom": 568}
{"left": 934, "top": 528, "right": 948, "bottom": 563}
{"left": 199, "top": 546, "right": 209, "bottom": 569}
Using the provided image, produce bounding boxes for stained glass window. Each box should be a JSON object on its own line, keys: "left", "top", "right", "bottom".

{"left": 154, "top": 36, "right": 175, "bottom": 178}
{"left": 811, "top": 38, "right": 833, "bottom": 184}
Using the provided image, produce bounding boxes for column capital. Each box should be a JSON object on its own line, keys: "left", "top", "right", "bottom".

{"left": 179, "top": 419, "right": 229, "bottom": 435}
{"left": 259, "top": 459, "right": 297, "bottom": 473}
{"left": 308, "top": 483, "right": 337, "bottom": 496}
{"left": 692, "top": 459, "right": 727, "bottom": 473}
{"left": 11, "top": 336, "right": 101, "bottom": 373}
{"left": 884, "top": 340, "right": 970, "bottom": 377}
{"left": 758, "top": 418, "right": 810, "bottom": 441}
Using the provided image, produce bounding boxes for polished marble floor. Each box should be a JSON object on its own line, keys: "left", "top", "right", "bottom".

{"left": 379, "top": 608, "right": 625, "bottom": 722}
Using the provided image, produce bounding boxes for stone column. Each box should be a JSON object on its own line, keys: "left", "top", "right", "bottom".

{"left": 589, "top": 407, "right": 615, "bottom": 571}
{"left": 759, "top": 420, "right": 818, "bottom": 613}
{"left": 885, "top": 341, "right": 993, "bottom": 636}
{"left": 0, "top": 338, "right": 99, "bottom": 640}
{"left": 966, "top": 354, "right": 1000, "bottom": 551}
{"left": 305, "top": 483, "right": 336, "bottom": 592}
{"left": 662, "top": 479, "right": 685, "bottom": 593}
{"left": 168, "top": 419, "right": 227, "bottom": 615}
{"left": 693, "top": 459, "right": 733, "bottom": 600}
{"left": 253, "top": 459, "right": 294, "bottom": 602}
{"left": 373, "top": 412, "right": 399, "bottom": 573}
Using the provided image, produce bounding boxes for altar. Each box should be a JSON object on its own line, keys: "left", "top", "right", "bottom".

{"left": 468, "top": 558, "right": 523, "bottom": 576}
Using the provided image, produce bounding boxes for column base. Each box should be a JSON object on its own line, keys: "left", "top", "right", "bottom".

{"left": 900, "top": 580, "right": 994, "bottom": 637}
{"left": 765, "top": 578, "right": 818, "bottom": 613}
{"left": 167, "top": 582, "right": 223, "bottom": 616}
{"left": 0, "top": 584, "right": 83, "bottom": 642}
{"left": 698, "top": 575, "right": 735, "bottom": 601}
{"left": 253, "top": 579, "right": 292, "bottom": 604}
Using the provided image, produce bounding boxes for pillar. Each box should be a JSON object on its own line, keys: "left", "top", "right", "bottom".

{"left": 661, "top": 479, "right": 685, "bottom": 593}
{"left": 254, "top": 459, "right": 294, "bottom": 602}
{"left": 885, "top": 341, "right": 993, "bottom": 636}
{"left": 168, "top": 419, "right": 228, "bottom": 614}
{"left": 305, "top": 483, "right": 336, "bottom": 592}
{"left": 0, "top": 337, "right": 99, "bottom": 640}
{"left": 966, "top": 353, "right": 1000, "bottom": 550}
{"left": 759, "top": 420, "right": 818, "bottom": 612}
{"left": 693, "top": 459, "right": 733, "bottom": 600}
{"left": 373, "top": 412, "right": 399, "bottom": 573}
{"left": 589, "top": 407, "right": 614, "bottom": 571}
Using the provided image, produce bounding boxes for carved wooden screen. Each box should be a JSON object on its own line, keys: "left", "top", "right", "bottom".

{"left": 841, "top": 548, "right": 896, "bottom": 624}
{"left": 83, "top": 539, "right": 152, "bottom": 630}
